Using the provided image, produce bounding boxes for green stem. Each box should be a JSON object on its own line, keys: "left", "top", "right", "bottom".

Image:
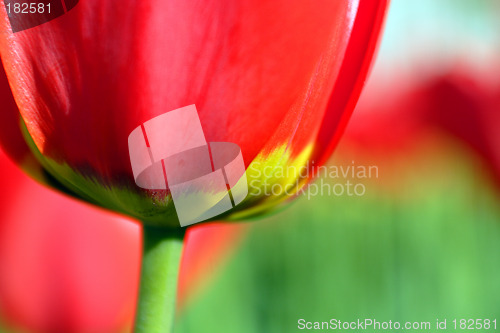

{"left": 134, "top": 226, "right": 185, "bottom": 333}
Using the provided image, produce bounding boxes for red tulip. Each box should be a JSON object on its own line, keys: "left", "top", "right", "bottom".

{"left": 0, "top": 0, "right": 388, "bottom": 224}
{"left": 0, "top": 1, "right": 389, "bottom": 331}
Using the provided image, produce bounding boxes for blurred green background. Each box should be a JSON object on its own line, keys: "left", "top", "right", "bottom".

{"left": 175, "top": 147, "right": 500, "bottom": 333}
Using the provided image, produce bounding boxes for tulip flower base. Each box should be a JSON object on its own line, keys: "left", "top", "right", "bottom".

{"left": 21, "top": 115, "right": 317, "bottom": 225}
{"left": 134, "top": 226, "right": 186, "bottom": 333}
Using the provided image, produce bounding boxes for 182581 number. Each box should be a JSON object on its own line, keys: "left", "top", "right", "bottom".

{"left": 452, "top": 319, "right": 497, "bottom": 330}
{"left": 6, "top": 2, "right": 51, "bottom": 14}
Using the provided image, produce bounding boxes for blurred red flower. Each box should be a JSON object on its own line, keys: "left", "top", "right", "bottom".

{"left": 0, "top": 149, "right": 141, "bottom": 333}
{"left": 340, "top": 68, "right": 500, "bottom": 188}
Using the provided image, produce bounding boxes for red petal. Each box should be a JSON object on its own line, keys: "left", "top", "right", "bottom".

{"left": 0, "top": 60, "right": 33, "bottom": 165}
{"left": 313, "top": 0, "right": 389, "bottom": 165}
{"left": 0, "top": 1, "right": 369, "bottom": 181}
